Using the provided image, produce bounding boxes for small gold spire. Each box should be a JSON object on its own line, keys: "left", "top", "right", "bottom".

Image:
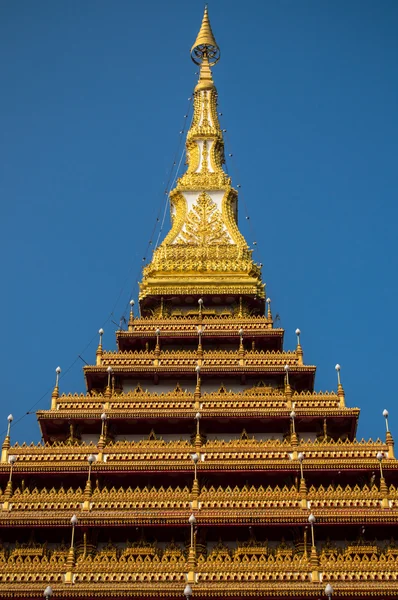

{"left": 194, "top": 364, "right": 201, "bottom": 410}
{"left": 51, "top": 366, "right": 61, "bottom": 410}
{"left": 128, "top": 299, "right": 135, "bottom": 331}
{"left": 65, "top": 514, "right": 78, "bottom": 583}
{"left": 191, "top": 7, "right": 220, "bottom": 92}
{"left": 191, "top": 452, "right": 200, "bottom": 508}
{"left": 2, "top": 455, "right": 16, "bottom": 510}
{"left": 187, "top": 513, "right": 197, "bottom": 582}
{"left": 298, "top": 452, "right": 308, "bottom": 508}
{"left": 377, "top": 451, "right": 389, "bottom": 508}
{"left": 295, "top": 328, "right": 303, "bottom": 365}
{"left": 1, "top": 414, "right": 13, "bottom": 463}
{"left": 284, "top": 363, "right": 292, "bottom": 408}
{"left": 105, "top": 366, "right": 113, "bottom": 399}
{"left": 97, "top": 412, "right": 107, "bottom": 461}
{"left": 266, "top": 298, "right": 273, "bottom": 326}
{"left": 197, "top": 325, "right": 204, "bottom": 360}
{"left": 308, "top": 513, "right": 319, "bottom": 581}
{"left": 96, "top": 328, "right": 104, "bottom": 366}
{"left": 83, "top": 454, "right": 95, "bottom": 511}
{"left": 335, "top": 364, "right": 345, "bottom": 408}
{"left": 383, "top": 409, "right": 395, "bottom": 458}
{"left": 194, "top": 412, "right": 202, "bottom": 449}
{"left": 290, "top": 409, "right": 298, "bottom": 457}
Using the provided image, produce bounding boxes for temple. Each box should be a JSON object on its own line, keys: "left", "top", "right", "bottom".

{"left": 1, "top": 8, "right": 397, "bottom": 600}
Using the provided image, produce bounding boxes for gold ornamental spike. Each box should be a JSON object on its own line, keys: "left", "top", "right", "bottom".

{"left": 191, "top": 6, "right": 220, "bottom": 66}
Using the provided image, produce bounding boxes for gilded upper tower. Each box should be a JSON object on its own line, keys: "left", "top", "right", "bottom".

{"left": 140, "top": 8, "right": 264, "bottom": 316}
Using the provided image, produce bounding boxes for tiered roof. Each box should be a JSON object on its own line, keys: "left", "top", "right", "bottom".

{"left": 1, "top": 7, "right": 396, "bottom": 600}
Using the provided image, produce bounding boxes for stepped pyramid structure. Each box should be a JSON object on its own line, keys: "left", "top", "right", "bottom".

{"left": 1, "top": 8, "right": 397, "bottom": 600}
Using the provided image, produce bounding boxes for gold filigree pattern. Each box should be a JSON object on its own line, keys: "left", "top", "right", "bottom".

{"left": 177, "top": 192, "right": 230, "bottom": 245}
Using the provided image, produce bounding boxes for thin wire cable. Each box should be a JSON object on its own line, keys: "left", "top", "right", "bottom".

{"left": 220, "top": 117, "right": 264, "bottom": 266}
{"left": 121, "top": 88, "right": 195, "bottom": 318}
{"left": 155, "top": 145, "right": 186, "bottom": 249}
{"left": 3, "top": 92, "right": 197, "bottom": 439}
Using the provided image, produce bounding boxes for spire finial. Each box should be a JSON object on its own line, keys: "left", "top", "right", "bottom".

{"left": 266, "top": 298, "right": 273, "bottom": 322}
{"left": 191, "top": 7, "right": 220, "bottom": 92}
{"left": 335, "top": 363, "right": 345, "bottom": 408}
{"left": 383, "top": 409, "right": 395, "bottom": 459}
{"left": 191, "top": 7, "right": 219, "bottom": 65}
{"left": 96, "top": 328, "right": 104, "bottom": 366}
{"left": 51, "top": 366, "right": 61, "bottom": 410}
{"left": 295, "top": 328, "right": 303, "bottom": 365}
{"left": 1, "top": 414, "right": 13, "bottom": 464}
{"left": 128, "top": 299, "right": 135, "bottom": 331}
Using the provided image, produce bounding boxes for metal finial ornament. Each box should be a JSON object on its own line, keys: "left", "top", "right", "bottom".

{"left": 298, "top": 451, "right": 304, "bottom": 479}
{"left": 6, "top": 414, "right": 13, "bottom": 438}
{"left": 284, "top": 363, "right": 290, "bottom": 386}
{"left": 308, "top": 513, "right": 316, "bottom": 547}
{"left": 290, "top": 410, "right": 296, "bottom": 434}
{"left": 43, "top": 586, "right": 53, "bottom": 600}
{"left": 383, "top": 409, "right": 390, "bottom": 432}
{"left": 295, "top": 328, "right": 301, "bottom": 344}
{"left": 55, "top": 366, "right": 61, "bottom": 387}
{"left": 335, "top": 363, "right": 341, "bottom": 385}
{"left": 198, "top": 297, "right": 204, "bottom": 318}
{"left": 191, "top": 7, "right": 220, "bottom": 66}
{"left": 324, "top": 583, "right": 333, "bottom": 599}
{"left": 184, "top": 584, "right": 193, "bottom": 599}
{"left": 197, "top": 325, "right": 204, "bottom": 346}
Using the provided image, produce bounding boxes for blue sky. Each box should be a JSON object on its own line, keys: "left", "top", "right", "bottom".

{"left": 0, "top": 0, "right": 397, "bottom": 443}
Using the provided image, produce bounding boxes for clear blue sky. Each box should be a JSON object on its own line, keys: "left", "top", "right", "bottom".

{"left": 1, "top": 1, "right": 397, "bottom": 443}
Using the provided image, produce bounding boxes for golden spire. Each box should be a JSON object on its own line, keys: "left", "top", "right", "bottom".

{"left": 191, "top": 7, "right": 220, "bottom": 65}
{"left": 139, "top": 7, "right": 264, "bottom": 310}
{"left": 191, "top": 7, "right": 220, "bottom": 92}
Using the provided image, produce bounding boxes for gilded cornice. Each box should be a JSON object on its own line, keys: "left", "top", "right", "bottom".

{"left": 91, "top": 348, "right": 307, "bottom": 371}
{"left": 42, "top": 387, "right": 352, "bottom": 413}
{"left": 0, "top": 582, "right": 397, "bottom": 599}
{"left": 117, "top": 315, "right": 279, "bottom": 332}
{"left": 3, "top": 481, "right": 398, "bottom": 513}
{"left": 2, "top": 438, "right": 392, "bottom": 473}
